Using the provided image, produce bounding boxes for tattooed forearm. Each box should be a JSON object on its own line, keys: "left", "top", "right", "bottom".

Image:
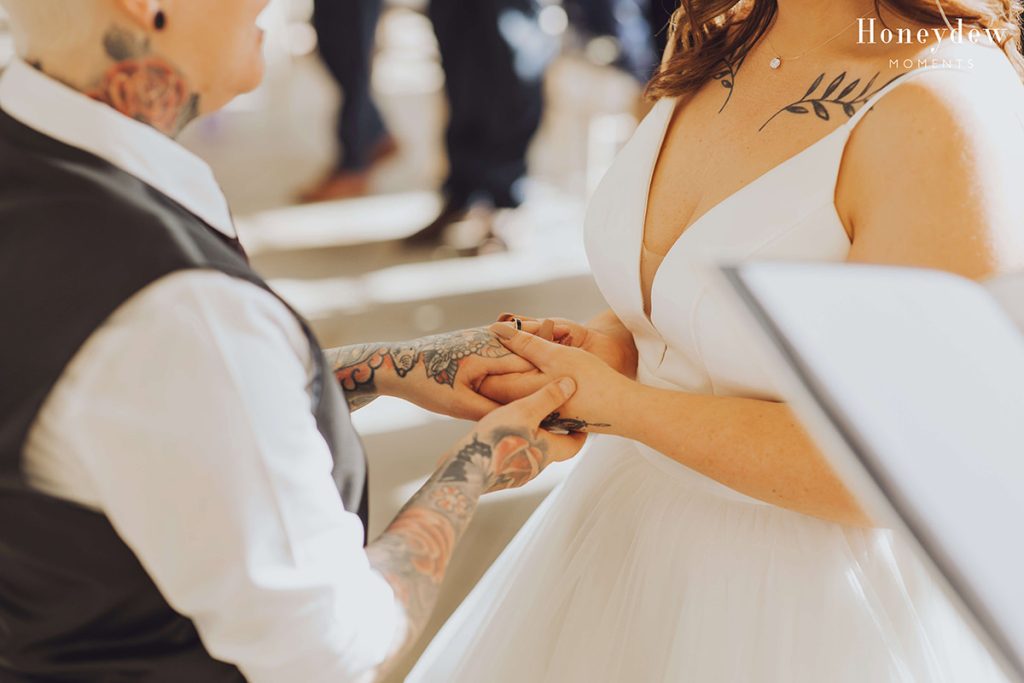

{"left": 759, "top": 70, "right": 903, "bottom": 131}
{"left": 329, "top": 328, "right": 514, "bottom": 410}
{"left": 540, "top": 412, "right": 611, "bottom": 435}
{"left": 365, "top": 428, "right": 550, "bottom": 658}
{"left": 87, "top": 25, "right": 200, "bottom": 137}
{"left": 328, "top": 345, "right": 389, "bottom": 410}
{"left": 366, "top": 476, "right": 478, "bottom": 644}
{"left": 366, "top": 481, "right": 478, "bottom": 654}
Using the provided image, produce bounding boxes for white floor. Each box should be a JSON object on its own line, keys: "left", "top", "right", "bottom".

{"left": 181, "top": 5, "right": 643, "bottom": 679}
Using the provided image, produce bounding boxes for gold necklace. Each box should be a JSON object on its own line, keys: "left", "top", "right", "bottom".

{"left": 766, "top": 10, "right": 875, "bottom": 70}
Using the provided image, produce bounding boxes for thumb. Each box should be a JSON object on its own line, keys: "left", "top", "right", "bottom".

{"left": 508, "top": 377, "right": 576, "bottom": 423}
{"left": 489, "top": 323, "right": 558, "bottom": 371}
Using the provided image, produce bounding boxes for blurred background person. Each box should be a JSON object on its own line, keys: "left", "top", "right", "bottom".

{"left": 299, "top": 0, "right": 397, "bottom": 202}
{"left": 412, "top": 0, "right": 551, "bottom": 249}
{"left": 561, "top": 0, "right": 667, "bottom": 83}
{"left": 302, "top": 0, "right": 555, "bottom": 252}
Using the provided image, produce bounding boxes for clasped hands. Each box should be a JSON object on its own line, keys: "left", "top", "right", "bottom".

{"left": 478, "top": 314, "right": 635, "bottom": 435}
{"left": 372, "top": 313, "right": 636, "bottom": 435}
{"left": 337, "top": 313, "right": 638, "bottom": 491}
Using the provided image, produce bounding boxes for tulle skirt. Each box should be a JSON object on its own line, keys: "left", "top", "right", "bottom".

{"left": 407, "top": 435, "right": 1004, "bottom": 682}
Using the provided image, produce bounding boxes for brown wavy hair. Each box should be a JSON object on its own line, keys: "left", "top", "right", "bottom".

{"left": 646, "top": 0, "right": 1024, "bottom": 99}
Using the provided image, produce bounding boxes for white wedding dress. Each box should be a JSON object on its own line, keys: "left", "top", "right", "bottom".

{"left": 408, "top": 65, "right": 1006, "bottom": 682}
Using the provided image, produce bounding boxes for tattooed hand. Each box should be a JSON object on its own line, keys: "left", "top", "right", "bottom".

{"left": 476, "top": 322, "right": 633, "bottom": 435}
{"left": 443, "top": 378, "right": 586, "bottom": 492}
{"left": 477, "top": 315, "right": 634, "bottom": 433}
{"left": 365, "top": 378, "right": 583, "bottom": 671}
{"left": 327, "top": 327, "right": 537, "bottom": 417}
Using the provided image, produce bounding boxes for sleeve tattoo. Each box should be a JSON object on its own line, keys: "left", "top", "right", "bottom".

{"left": 365, "top": 428, "right": 551, "bottom": 660}
{"left": 328, "top": 329, "right": 513, "bottom": 411}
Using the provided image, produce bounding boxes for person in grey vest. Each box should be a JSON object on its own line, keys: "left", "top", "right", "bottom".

{"left": 0, "top": 1, "right": 584, "bottom": 681}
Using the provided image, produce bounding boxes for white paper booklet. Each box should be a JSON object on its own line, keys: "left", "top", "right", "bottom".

{"left": 720, "top": 262, "right": 1024, "bottom": 683}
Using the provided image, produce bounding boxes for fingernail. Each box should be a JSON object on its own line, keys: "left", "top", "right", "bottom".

{"left": 492, "top": 324, "right": 516, "bottom": 339}
{"left": 558, "top": 378, "right": 576, "bottom": 395}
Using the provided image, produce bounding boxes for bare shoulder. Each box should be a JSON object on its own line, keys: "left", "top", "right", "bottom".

{"left": 838, "top": 42, "right": 1024, "bottom": 278}
{"left": 855, "top": 39, "right": 1024, "bottom": 149}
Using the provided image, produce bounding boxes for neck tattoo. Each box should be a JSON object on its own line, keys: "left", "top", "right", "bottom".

{"left": 87, "top": 25, "right": 200, "bottom": 137}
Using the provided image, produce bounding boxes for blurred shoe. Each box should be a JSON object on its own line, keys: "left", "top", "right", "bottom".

{"left": 297, "top": 171, "right": 370, "bottom": 203}
{"left": 470, "top": 232, "right": 509, "bottom": 256}
{"left": 297, "top": 136, "right": 398, "bottom": 203}
{"left": 405, "top": 198, "right": 511, "bottom": 257}
{"left": 404, "top": 196, "right": 476, "bottom": 246}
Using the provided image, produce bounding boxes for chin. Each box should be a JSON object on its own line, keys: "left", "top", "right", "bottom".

{"left": 236, "top": 59, "right": 267, "bottom": 95}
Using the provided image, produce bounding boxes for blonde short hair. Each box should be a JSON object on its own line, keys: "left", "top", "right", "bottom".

{"left": 0, "top": 0, "right": 105, "bottom": 58}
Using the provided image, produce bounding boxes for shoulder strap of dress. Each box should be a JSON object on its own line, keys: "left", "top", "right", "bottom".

{"left": 844, "top": 64, "right": 968, "bottom": 129}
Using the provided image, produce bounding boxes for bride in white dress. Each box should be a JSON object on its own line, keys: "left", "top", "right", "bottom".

{"left": 408, "top": 1, "right": 1024, "bottom": 680}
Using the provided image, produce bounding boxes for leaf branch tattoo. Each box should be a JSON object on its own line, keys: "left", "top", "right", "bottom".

{"left": 712, "top": 53, "right": 746, "bottom": 113}
{"left": 540, "top": 412, "right": 611, "bottom": 435}
{"left": 759, "top": 70, "right": 904, "bottom": 131}
{"left": 329, "top": 329, "right": 513, "bottom": 410}
{"left": 365, "top": 428, "right": 550, "bottom": 662}
{"left": 88, "top": 25, "right": 200, "bottom": 137}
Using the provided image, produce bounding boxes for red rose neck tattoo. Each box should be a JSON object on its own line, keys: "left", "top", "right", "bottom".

{"left": 86, "top": 25, "right": 199, "bottom": 137}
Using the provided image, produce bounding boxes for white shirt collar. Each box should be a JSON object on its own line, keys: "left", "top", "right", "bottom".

{"left": 0, "top": 59, "right": 235, "bottom": 238}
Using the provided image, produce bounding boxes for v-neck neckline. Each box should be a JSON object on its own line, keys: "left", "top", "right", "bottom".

{"left": 635, "top": 97, "right": 853, "bottom": 328}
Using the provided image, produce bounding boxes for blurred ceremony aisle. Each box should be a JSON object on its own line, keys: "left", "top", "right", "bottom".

{"left": 177, "top": 2, "right": 642, "bottom": 678}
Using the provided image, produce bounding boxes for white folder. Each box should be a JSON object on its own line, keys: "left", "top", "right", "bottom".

{"left": 720, "top": 262, "right": 1024, "bottom": 683}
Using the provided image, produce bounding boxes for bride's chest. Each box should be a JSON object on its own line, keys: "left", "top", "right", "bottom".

{"left": 584, "top": 100, "right": 852, "bottom": 397}
{"left": 641, "top": 85, "right": 856, "bottom": 254}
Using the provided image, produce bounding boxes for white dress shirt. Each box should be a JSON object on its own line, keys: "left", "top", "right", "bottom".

{"left": 0, "top": 61, "right": 401, "bottom": 682}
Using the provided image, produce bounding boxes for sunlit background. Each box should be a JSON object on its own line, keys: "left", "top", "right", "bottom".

{"left": 0, "top": 1, "right": 664, "bottom": 678}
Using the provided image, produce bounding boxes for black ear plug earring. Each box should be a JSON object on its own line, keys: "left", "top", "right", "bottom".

{"left": 154, "top": 10, "right": 167, "bottom": 31}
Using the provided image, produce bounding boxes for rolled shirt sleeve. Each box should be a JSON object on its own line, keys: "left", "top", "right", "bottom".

{"left": 23, "top": 270, "right": 403, "bottom": 682}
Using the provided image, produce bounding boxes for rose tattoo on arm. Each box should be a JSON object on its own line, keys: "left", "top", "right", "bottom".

{"left": 365, "top": 427, "right": 552, "bottom": 662}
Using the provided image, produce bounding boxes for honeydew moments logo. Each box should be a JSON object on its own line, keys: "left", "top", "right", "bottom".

{"left": 857, "top": 16, "right": 1007, "bottom": 69}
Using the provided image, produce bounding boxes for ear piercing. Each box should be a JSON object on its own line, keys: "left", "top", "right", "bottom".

{"left": 154, "top": 10, "right": 167, "bottom": 31}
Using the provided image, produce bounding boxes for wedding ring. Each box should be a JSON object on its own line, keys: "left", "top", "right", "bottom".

{"left": 513, "top": 317, "right": 523, "bottom": 331}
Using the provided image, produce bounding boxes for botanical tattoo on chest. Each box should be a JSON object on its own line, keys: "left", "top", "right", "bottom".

{"left": 88, "top": 26, "right": 200, "bottom": 137}
{"left": 758, "top": 70, "right": 904, "bottom": 131}
{"left": 330, "top": 329, "right": 512, "bottom": 409}
{"left": 712, "top": 59, "right": 904, "bottom": 131}
{"left": 713, "top": 54, "right": 746, "bottom": 113}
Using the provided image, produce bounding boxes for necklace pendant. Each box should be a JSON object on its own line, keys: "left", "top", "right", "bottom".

{"left": 769, "top": 56, "right": 782, "bottom": 70}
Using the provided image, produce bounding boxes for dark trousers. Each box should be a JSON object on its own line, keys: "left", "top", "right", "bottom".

{"left": 312, "top": 0, "right": 387, "bottom": 171}
{"left": 428, "top": 0, "right": 546, "bottom": 208}
{"left": 311, "top": 0, "right": 547, "bottom": 208}
{"left": 563, "top": 0, "right": 675, "bottom": 83}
